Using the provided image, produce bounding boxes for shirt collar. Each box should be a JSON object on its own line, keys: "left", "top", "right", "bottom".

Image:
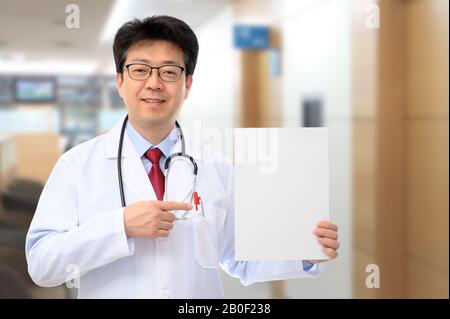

{"left": 126, "top": 121, "right": 178, "bottom": 158}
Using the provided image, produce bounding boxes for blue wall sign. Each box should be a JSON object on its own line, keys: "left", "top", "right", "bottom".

{"left": 233, "top": 25, "right": 269, "bottom": 50}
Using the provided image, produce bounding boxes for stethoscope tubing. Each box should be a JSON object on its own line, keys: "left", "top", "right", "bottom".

{"left": 117, "top": 114, "right": 197, "bottom": 207}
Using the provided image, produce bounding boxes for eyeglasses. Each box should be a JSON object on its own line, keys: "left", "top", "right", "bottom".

{"left": 124, "top": 63, "right": 185, "bottom": 82}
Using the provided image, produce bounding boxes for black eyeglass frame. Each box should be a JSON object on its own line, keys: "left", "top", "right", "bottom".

{"left": 123, "top": 63, "right": 186, "bottom": 82}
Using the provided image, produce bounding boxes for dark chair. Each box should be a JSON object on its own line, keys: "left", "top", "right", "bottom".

{"left": 1, "top": 177, "right": 44, "bottom": 213}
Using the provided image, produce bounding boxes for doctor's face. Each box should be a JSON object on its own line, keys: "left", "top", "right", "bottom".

{"left": 116, "top": 40, "right": 193, "bottom": 130}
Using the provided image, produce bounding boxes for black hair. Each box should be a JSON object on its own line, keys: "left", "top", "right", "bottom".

{"left": 113, "top": 15, "right": 199, "bottom": 76}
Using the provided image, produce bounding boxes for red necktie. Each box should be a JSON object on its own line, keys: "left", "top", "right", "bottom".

{"left": 145, "top": 148, "right": 165, "bottom": 201}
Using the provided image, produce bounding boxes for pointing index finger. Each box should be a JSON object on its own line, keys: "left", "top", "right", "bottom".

{"left": 159, "top": 201, "right": 192, "bottom": 211}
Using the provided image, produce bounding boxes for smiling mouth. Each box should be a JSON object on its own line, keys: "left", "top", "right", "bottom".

{"left": 141, "top": 98, "right": 166, "bottom": 104}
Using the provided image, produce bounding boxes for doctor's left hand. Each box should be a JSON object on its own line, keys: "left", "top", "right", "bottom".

{"left": 305, "top": 220, "right": 340, "bottom": 264}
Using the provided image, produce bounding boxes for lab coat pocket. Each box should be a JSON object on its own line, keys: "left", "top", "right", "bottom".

{"left": 192, "top": 205, "right": 225, "bottom": 269}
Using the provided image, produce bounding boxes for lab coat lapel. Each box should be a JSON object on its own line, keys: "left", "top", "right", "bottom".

{"left": 121, "top": 137, "right": 156, "bottom": 201}
{"left": 105, "top": 117, "right": 156, "bottom": 202}
{"left": 164, "top": 128, "right": 201, "bottom": 203}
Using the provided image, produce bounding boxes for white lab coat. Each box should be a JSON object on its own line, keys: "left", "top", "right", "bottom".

{"left": 26, "top": 117, "right": 322, "bottom": 299}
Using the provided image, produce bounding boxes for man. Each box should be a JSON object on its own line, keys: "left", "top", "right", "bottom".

{"left": 26, "top": 16, "right": 339, "bottom": 298}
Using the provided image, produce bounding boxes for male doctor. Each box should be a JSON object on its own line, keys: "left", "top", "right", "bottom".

{"left": 26, "top": 16, "right": 340, "bottom": 298}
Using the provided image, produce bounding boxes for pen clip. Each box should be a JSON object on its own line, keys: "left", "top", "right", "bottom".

{"left": 198, "top": 196, "right": 205, "bottom": 217}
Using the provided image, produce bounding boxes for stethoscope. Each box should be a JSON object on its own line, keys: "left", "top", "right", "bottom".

{"left": 117, "top": 114, "right": 198, "bottom": 208}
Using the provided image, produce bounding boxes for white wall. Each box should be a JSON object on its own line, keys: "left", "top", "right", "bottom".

{"left": 176, "top": 5, "right": 237, "bottom": 161}
{"left": 281, "top": 0, "right": 352, "bottom": 298}
{"left": 181, "top": 5, "right": 235, "bottom": 132}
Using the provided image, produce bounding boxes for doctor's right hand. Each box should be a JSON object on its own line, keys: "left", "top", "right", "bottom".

{"left": 124, "top": 201, "right": 192, "bottom": 238}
